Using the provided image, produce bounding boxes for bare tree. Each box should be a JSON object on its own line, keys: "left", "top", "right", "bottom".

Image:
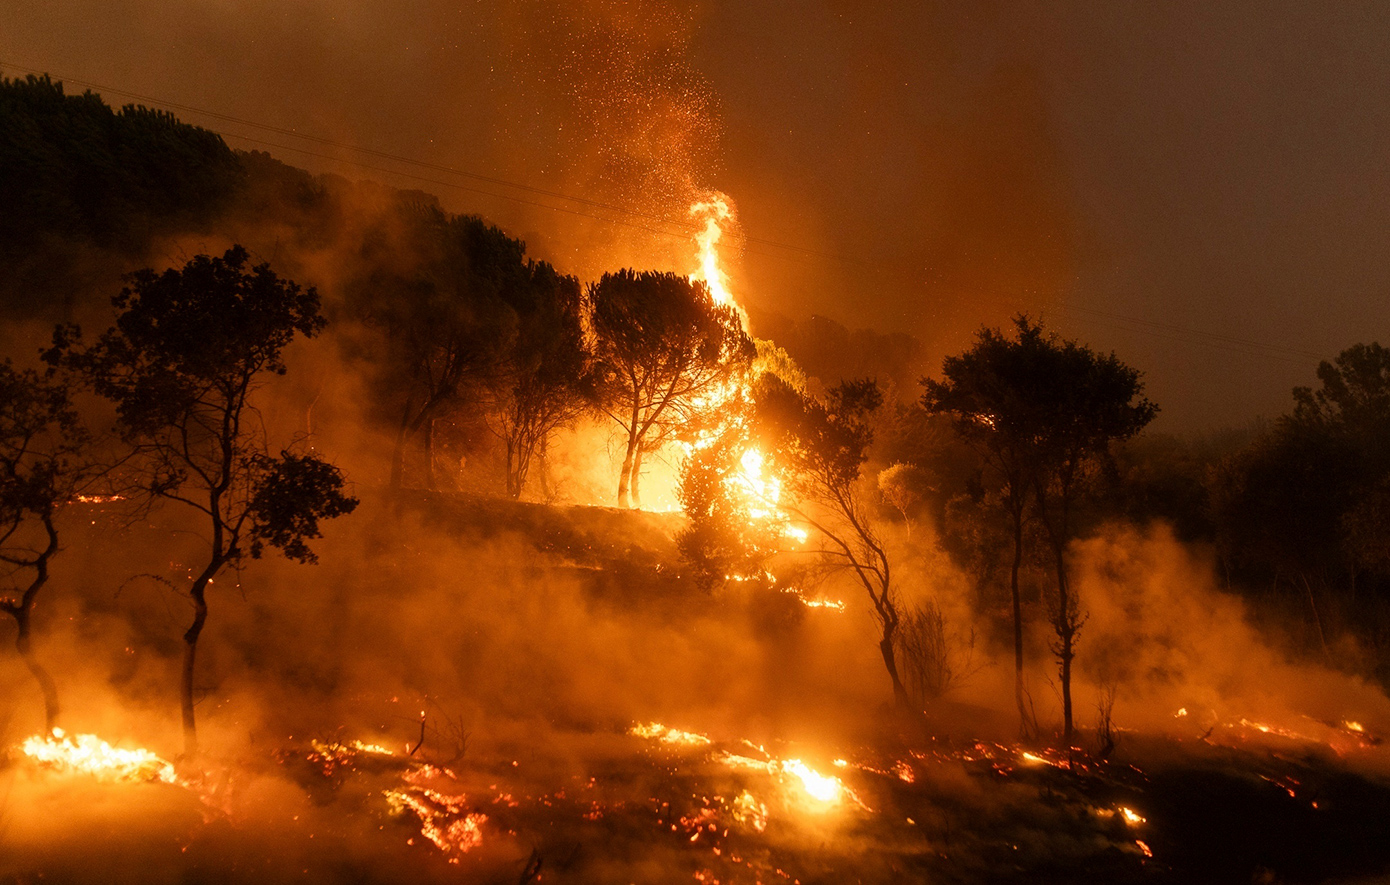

{"left": 0, "top": 362, "right": 87, "bottom": 732}
{"left": 754, "top": 376, "right": 911, "bottom": 707}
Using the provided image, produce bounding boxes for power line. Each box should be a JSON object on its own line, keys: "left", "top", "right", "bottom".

{"left": 0, "top": 60, "right": 1332, "bottom": 367}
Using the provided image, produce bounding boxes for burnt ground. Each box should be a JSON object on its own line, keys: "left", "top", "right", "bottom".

{"left": 5, "top": 722, "right": 1390, "bottom": 885}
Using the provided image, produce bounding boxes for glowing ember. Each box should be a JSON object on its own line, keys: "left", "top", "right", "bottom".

{"left": 1344, "top": 720, "right": 1365, "bottom": 733}
{"left": 20, "top": 728, "right": 178, "bottom": 783}
{"left": 631, "top": 722, "right": 714, "bottom": 746}
{"left": 1118, "top": 806, "right": 1146, "bottom": 825}
{"left": 733, "top": 790, "right": 769, "bottom": 832}
{"left": 1136, "top": 839, "right": 1154, "bottom": 858}
{"left": 385, "top": 768, "right": 487, "bottom": 861}
{"left": 780, "top": 588, "right": 846, "bottom": 611}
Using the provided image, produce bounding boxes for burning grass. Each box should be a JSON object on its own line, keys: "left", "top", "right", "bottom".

{"left": 8, "top": 710, "right": 1390, "bottom": 883}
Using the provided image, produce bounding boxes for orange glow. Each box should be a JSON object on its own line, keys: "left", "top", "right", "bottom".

{"left": 20, "top": 728, "right": 179, "bottom": 784}
{"left": 688, "top": 195, "right": 737, "bottom": 313}
{"left": 630, "top": 721, "right": 713, "bottom": 746}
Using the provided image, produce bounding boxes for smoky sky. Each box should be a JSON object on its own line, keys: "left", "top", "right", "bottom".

{"left": 2, "top": 0, "right": 1388, "bottom": 429}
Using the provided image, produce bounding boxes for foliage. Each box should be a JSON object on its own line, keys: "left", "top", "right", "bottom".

{"left": 48, "top": 246, "right": 357, "bottom": 754}
{"left": 0, "top": 75, "right": 242, "bottom": 315}
{"left": 1216, "top": 342, "right": 1390, "bottom": 585}
{"left": 588, "top": 270, "right": 753, "bottom": 508}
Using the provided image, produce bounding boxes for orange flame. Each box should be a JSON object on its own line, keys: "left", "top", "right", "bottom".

{"left": 20, "top": 728, "right": 179, "bottom": 784}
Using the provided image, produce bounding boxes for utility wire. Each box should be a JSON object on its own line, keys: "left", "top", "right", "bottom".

{"left": 0, "top": 59, "right": 1332, "bottom": 367}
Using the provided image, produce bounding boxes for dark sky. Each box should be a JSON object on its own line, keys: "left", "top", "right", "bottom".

{"left": 3, "top": 0, "right": 1387, "bottom": 430}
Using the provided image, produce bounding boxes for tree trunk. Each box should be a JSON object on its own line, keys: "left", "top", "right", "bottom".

{"left": 631, "top": 446, "right": 645, "bottom": 509}
{"left": 15, "top": 607, "right": 59, "bottom": 732}
{"left": 1010, "top": 505, "right": 1028, "bottom": 735}
{"left": 422, "top": 417, "right": 437, "bottom": 491}
{"left": 878, "top": 632, "right": 912, "bottom": 709}
{"left": 389, "top": 399, "right": 415, "bottom": 490}
{"left": 617, "top": 432, "right": 638, "bottom": 508}
{"left": 505, "top": 435, "right": 522, "bottom": 499}
{"left": 1050, "top": 534, "right": 1076, "bottom": 744}
{"left": 181, "top": 581, "right": 210, "bottom": 758}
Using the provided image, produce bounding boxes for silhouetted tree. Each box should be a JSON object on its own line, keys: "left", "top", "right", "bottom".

{"left": 485, "top": 261, "right": 590, "bottom": 499}
{"left": 49, "top": 247, "right": 357, "bottom": 756}
{"left": 923, "top": 319, "right": 1048, "bottom": 733}
{"left": 355, "top": 208, "right": 529, "bottom": 490}
{"left": 588, "top": 270, "right": 752, "bottom": 508}
{"left": 0, "top": 363, "right": 87, "bottom": 732}
{"left": 1211, "top": 343, "right": 1390, "bottom": 656}
{"left": 925, "top": 317, "right": 1156, "bottom": 741}
{"left": 0, "top": 74, "right": 243, "bottom": 315}
{"left": 754, "top": 375, "right": 911, "bottom": 707}
{"left": 1018, "top": 320, "right": 1156, "bottom": 742}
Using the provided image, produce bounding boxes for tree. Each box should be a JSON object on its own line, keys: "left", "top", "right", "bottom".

{"left": 588, "top": 270, "right": 753, "bottom": 508}
{"left": 355, "top": 208, "right": 530, "bottom": 490}
{"left": 922, "top": 319, "right": 1050, "bottom": 733}
{"left": 484, "top": 261, "right": 591, "bottom": 499}
{"left": 0, "top": 363, "right": 87, "bottom": 732}
{"left": 1024, "top": 321, "right": 1155, "bottom": 742}
{"left": 924, "top": 317, "right": 1156, "bottom": 741}
{"left": 1211, "top": 343, "right": 1390, "bottom": 655}
{"left": 753, "top": 375, "right": 911, "bottom": 707}
{"left": 49, "top": 246, "right": 358, "bottom": 756}
{"left": 877, "top": 462, "right": 929, "bottom": 537}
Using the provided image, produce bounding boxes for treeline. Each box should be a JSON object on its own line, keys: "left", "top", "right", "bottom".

{"left": 875, "top": 334, "right": 1390, "bottom": 688}
{"left": 0, "top": 74, "right": 912, "bottom": 502}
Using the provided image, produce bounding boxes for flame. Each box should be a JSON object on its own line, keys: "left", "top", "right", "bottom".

{"left": 689, "top": 195, "right": 737, "bottom": 312}
{"left": 782, "top": 759, "right": 843, "bottom": 804}
{"left": 630, "top": 722, "right": 713, "bottom": 746}
{"left": 733, "top": 789, "right": 769, "bottom": 832}
{"left": 20, "top": 728, "right": 179, "bottom": 783}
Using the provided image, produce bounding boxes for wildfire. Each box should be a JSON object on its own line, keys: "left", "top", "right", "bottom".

{"left": 781, "top": 587, "right": 846, "bottom": 611}
{"left": 782, "top": 759, "right": 843, "bottom": 804}
{"left": 385, "top": 779, "right": 487, "bottom": 860}
{"left": 631, "top": 722, "right": 714, "bottom": 746}
{"left": 689, "top": 195, "right": 737, "bottom": 313}
{"left": 19, "top": 728, "right": 179, "bottom": 784}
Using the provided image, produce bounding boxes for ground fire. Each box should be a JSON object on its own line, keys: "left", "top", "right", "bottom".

{"left": 4, "top": 14, "right": 1390, "bottom": 883}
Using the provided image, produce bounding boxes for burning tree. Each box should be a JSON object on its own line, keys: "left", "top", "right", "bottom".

{"left": 588, "top": 270, "right": 753, "bottom": 508}
{"left": 924, "top": 317, "right": 1155, "bottom": 740}
{"left": 49, "top": 246, "right": 358, "bottom": 755}
{"left": 0, "top": 362, "right": 87, "bottom": 732}
{"left": 753, "top": 375, "right": 911, "bottom": 707}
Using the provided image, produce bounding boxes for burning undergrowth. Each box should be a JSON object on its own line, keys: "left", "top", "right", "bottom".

{"left": 12, "top": 710, "right": 1390, "bottom": 883}
{"left": 6, "top": 499, "right": 1390, "bottom": 883}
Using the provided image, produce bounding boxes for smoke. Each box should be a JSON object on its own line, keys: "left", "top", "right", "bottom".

{"left": 1071, "top": 524, "right": 1390, "bottom": 738}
